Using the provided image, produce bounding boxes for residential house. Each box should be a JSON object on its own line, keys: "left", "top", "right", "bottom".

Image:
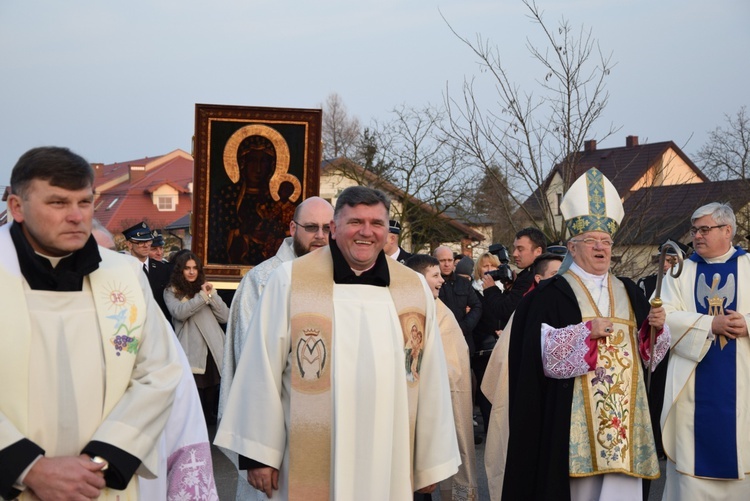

{"left": 521, "top": 135, "right": 750, "bottom": 278}
{"left": 321, "top": 157, "right": 485, "bottom": 256}
{"left": 92, "top": 149, "right": 194, "bottom": 248}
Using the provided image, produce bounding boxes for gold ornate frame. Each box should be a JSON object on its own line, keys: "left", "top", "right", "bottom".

{"left": 193, "top": 104, "right": 322, "bottom": 282}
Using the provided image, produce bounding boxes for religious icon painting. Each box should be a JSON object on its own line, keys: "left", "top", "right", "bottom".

{"left": 193, "top": 104, "right": 322, "bottom": 283}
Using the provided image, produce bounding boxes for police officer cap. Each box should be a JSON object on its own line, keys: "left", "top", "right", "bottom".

{"left": 151, "top": 229, "right": 165, "bottom": 247}
{"left": 122, "top": 221, "right": 153, "bottom": 242}
{"left": 388, "top": 220, "right": 402, "bottom": 235}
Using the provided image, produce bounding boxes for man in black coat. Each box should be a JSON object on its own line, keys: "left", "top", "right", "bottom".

{"left": 383, "top": 219, "right": 412, "bottom": 264}
{"left": 484, "top": 227, "right": 546, "bottom": 331}
{"left": 123, "top": 221, "right": 172, "bottom": 324}
{"left": 434, "top": 246, "right": 482, "bottom": 354}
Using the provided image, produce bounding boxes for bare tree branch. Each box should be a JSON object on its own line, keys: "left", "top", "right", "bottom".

{"left": 442, "top": 0, "right": 619, "bottom": 243}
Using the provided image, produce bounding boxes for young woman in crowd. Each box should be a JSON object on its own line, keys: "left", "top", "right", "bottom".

{"left": 165, "top": 251, "right": 229, "bottom": 424}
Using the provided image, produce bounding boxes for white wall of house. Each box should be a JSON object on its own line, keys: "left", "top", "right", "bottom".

{"left": 631, "top": 148, "right": 703, "bottom": 190}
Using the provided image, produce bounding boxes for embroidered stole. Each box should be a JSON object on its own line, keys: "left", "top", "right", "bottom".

{"left": 564, "top": 272, "right": 659, "bottom": 478}
{"left": 691, "top": 248, "right": 744, "bottom": 478}
{"left": 0, "top": 251, "right": 146, "bottom": 499}
{"left": 288, "top": 247, "right": 426, "bottom": 500}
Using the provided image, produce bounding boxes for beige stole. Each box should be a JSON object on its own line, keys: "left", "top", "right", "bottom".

{"left": 564, "top": 272, "right": 659, "bottom": 479}
{"left": 288, "top": 247, "right": 426, "bottom": 500}
{"left": 0, "top": 251, "right": 146, "bottom": 499}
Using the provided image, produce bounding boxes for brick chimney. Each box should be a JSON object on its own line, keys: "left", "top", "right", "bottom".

{"left": 129, "top": 164, "right": 146, "bottom": 182}
{"left": 626, "top": 135, "right": 639, "bottom": 147}
{"left": 91, "top": 163, "right": 104, "bottom": 178}
{"left": 584, "top": 139, "right": 597, "bottom": 152}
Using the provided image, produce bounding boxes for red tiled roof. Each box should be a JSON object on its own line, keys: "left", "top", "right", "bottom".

{"left": 94, "top": 150, "right": 194, "bottom": 234}
{"left": 522, "top": 139, "right": 709, "bottom": 218}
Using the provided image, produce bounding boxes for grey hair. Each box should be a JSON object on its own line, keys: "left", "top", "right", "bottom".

{"left": 691, "top": 202, "right": 736, "bottom": 238}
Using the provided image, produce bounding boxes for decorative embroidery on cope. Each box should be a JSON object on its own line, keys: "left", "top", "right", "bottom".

{"left": 296, "top": 327, "right": 328, "bottom": 380}
{"left": 167, "top": 444, "right": 218, "bottom": 501}
{"left": 542, "top": 322, "right": 591, "bottom": 379}
{"left": 400, "top": 311, "right": 426, "bottom": 384}
{"left": 590, "top": 327, "right": 632, "bottom": 466}
{"left": 102, "top": 282, "right": 141, "bottom": 357}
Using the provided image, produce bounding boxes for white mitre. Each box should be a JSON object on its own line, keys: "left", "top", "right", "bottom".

{"left": 560, "top": 167, "right": 624, "bottom": 239}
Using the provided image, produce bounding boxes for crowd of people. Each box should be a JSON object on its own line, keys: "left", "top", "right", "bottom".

{"left": 0, "top": 145, "right": 747, "bottom": 501}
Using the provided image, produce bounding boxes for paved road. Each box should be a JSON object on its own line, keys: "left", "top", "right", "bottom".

{"left": 209, "top": 425, "right": 666, "bottom": 500}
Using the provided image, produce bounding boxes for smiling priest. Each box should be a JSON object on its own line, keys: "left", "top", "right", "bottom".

{"left": 215, "top": 186, "right": 459, "bottom": 500}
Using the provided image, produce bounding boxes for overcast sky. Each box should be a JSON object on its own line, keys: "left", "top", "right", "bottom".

{"left": 1, "top": 0, "right": 748, "bottom": 206}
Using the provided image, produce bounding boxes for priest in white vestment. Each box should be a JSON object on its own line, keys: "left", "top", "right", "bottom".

{"left": 0, "top": 146, "right": 182, "bottom": 500}
{"left": 216, "top": 186, "right": 459, "bottom": 500}
{"left": 218, "top": 196, "right": 333, "bottom": 500}
{"left": 660, "top": 202, "right": 750, "bottom": 501}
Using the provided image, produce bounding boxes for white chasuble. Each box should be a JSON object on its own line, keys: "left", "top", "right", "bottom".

{"left": 215, "top": 257, "right": 459, "bottom": 500}
{"left": 0, "top": 235, "right": 182, "bottom": 500}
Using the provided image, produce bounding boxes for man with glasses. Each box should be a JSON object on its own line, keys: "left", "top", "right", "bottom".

{"left": 219, "top": 196, "right": 334, "bottom": 499}
{"left": 659, "top": 202, "right": 750, "bottom": 500}
{"left": 123, "top": 221, "right": 171, "bottom": 323}
{"left": 502, "top": 168, "right": 669, "bottom": 500}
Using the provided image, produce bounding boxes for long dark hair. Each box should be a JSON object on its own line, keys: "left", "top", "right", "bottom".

{"left": 168, "top": 251, "right": 204, "bottom": 299}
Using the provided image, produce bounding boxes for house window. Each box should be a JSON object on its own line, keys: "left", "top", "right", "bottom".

{"left": 557, "top": 193, "right": 563, "bottom": 215}
{"left": 157, "top": 195, "right": 176, "bottom": 211}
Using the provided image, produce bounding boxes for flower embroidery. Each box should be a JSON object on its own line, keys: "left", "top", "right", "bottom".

{"left": 105, "top": 286, "right": 142, "bottom": 357}
{"left": 589, "top": 327, "right": 633, "bottom": 467}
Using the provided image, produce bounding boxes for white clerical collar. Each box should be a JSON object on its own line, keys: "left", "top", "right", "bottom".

{"left": 703, "top": 246, "right": 735, "bottom": 264}
{"left": 351, "top": 263, "right": 376, "bottom": 276}
{"left": 569, "top": 261, "right": 608, "bottom": 283}
{"left": 35, "top": 251, "right": 72, "bottom": 268}
{"left": 569, "top": 261, "right": 610, "bottom": 314}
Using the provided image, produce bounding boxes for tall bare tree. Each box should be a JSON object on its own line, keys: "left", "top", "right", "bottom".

{"left": 473, "top": 165, "right": 517, "bottom": 246}
{"left": 329, "top": 104, "right": 478, "bottom": 252}
{"left": 696, "top": 106, "right": 750, "bottom": 181}
{"left": 444, "top": 0, "right": 618, "bottom": 243}
{"left": 321, "top": 93, "right": 361, "bottom": 160}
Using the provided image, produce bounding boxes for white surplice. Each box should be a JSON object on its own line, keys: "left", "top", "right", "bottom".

{"left": 215, "top": 261, "right": 460, "bottom": 500}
